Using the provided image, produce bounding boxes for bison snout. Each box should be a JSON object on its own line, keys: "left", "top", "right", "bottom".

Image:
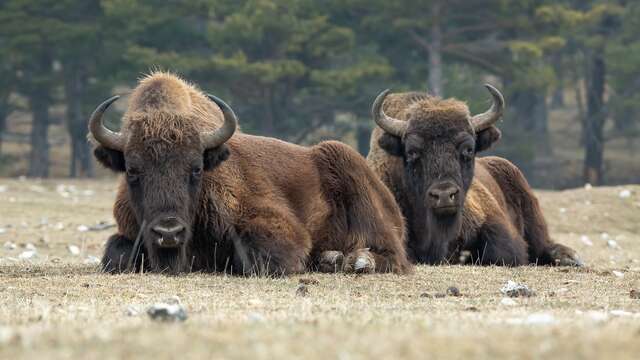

{"left": 427, "top": 183, "right": 460, "bottom": 215}
{"left": 150, "top": 217, "right": 187, "bottom": 248}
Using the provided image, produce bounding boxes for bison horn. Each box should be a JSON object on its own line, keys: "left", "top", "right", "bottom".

{"left": 470, "top": 84, "right": 505, "bottom": 132}
{"left": 372, "top": 89, "right": 407, "bottom": 137}
{"left": 202, "top": 94, "right": 238, "bottom": 149}
{"left": 88, "top": 95, "right": 125, "bottom": 151}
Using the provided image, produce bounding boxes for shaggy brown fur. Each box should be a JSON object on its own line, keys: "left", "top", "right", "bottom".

{"left": 93, "top": 72, "right": 411, "bottom": 275}
{"left": 367, "top": 91, "right": 582, "bottom": 266}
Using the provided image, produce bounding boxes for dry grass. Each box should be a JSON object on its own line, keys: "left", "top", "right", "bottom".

{"left": 1, "top": 179, "right": 639, "bottom": 359}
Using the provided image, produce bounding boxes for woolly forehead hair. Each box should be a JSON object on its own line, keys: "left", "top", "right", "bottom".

{"left": 407, "top": 97, "right": 471, "bottom": 125}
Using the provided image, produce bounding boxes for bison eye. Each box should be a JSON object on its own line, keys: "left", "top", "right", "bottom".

{"left": 126, "top": 168, "right": 141, "bottom": 184}
{"left": 460, "top": 145, "right": 474, "bottom": 160}
{"left": 191, "top": 166, "right": 203, "bottom": 178}
{"left": 406, "top": 150, "right": 420, "bottom": 163}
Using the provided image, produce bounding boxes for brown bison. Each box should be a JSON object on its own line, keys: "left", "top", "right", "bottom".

{"left": 367, "top": 85, "right": 582, "bottom": 266}
{"left": 90, "top": 72, "right": 411, "bottom": 275}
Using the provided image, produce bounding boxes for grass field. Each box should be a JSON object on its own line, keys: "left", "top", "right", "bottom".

{"left": 1, "top": 178, "right": 639, "bottom": 359}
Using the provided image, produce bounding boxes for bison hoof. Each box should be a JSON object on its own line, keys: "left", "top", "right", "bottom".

{"left": 318, "top": 251, "right": 344, "bottom": 273}
{"left": 344, "top": 248, "right": 376, "bottom": 274}
{"left": 550, "top": 244, "right": 584, "bottom": 267}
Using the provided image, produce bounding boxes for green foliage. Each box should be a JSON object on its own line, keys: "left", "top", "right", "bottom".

{"left": 0, "top": 0, "right": 638, "bottom": 184}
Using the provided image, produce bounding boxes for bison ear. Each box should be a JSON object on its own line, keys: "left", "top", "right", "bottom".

{"left": 475, "top": 126, "right": 501, "bottom": 153}
{"left": 94, "top": 146, "right": 125, "bottom": 172}
{"left": 203, "top": 144, "right": 230, "bottom": 171}
{"left": 378, "top": 133, "right": 403, "bottom": 157}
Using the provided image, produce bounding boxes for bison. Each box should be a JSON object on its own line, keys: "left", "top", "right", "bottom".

{"left": 367, "top": 85, "right": 582, "bottom": 266}
{"left": 90, "top": 72, "right": 411, "bottom": 275}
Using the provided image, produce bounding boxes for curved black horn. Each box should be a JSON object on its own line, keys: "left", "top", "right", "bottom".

{"left": 88, "top": 95, "right": 124, "bottom": 150}
{"left": 201, "top": 94, "right": 238, "bottom": 149}
{"left": 372, "top": 89, "right": 407, "bottom": 137}
{"left": 470, "top": 84, "right": 505, "bottom": 132}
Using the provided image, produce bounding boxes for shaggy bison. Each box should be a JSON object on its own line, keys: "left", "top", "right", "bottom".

{"left": 90, "top": 72, "right": 411, "bottom": 275}
{"left": 367, "top": 85, "right": 582, "bottom": 266}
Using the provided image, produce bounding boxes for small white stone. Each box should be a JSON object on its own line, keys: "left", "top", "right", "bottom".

{"left": 500, "top": 297, "right": 517, "bottom": 306}
{"left": 525, "top": 313, "right": 555, "bottom": 325}
{"left": 607, "top": 239, "right": 620, "bottom": 249}
{"left": 612, "top": 270, "right": 624, "bottom": 278}
{"left": 585, "top": 311, "right": 608, "bottom": 322}
{"left": 125, "top": 306, "right": 140, "bottom": 316}
{"left": 580, "top": 235, "right": 593, "bottom": 246}
{"left": 84, "top": 255, "right": 100, "bottom": 265}
{"left": 619, "top": 189, "right": 631, "bottom": 199}
{"left": 147, "top": 302, "right": 187, "bottom": 322}
{"left": 600, "top": 232, "right": 609, "bottom": 240}
{"left": 555, "top": 287, "right": 569, "bottom": 294}
{"left": 247, "top": 312, "right": 266, "bottom": 323}
{"left": 610, "top": 310, "right": 632, "bottom": 317}
{"left": 3, "top": 241, "right": 16, "bottom": 250}
{"left": 77, "top": 225, "right": 89, "bottom": 232}
{"left": 0, "top": 228, "right": 6, "bottom": 235}
{"left": 18, "top": 250, "right": 36, "bottom": 259}
{"left": 0, "top": 185, "right": 7, "bottom": 193}
{"left": 54, "top": 222, "right": 65, "bottom": 231}
{"left": 354, "top": 256, "right": 369, "bottom": 271}
{"left": 68, "top": 245, "right": 80, "bottom": 256}
{"left": 24, "top": 243, "right": 36, "bottom": 251}
{"left": 584, "top": 183, "right": 592, "bottom": 190}
{"left": 559, "top": 208, "right": 567, "bottom": 213}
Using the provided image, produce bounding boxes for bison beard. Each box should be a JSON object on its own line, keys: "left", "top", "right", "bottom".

{"left": 91, "top": 72, "right": 412, "bottom": 276}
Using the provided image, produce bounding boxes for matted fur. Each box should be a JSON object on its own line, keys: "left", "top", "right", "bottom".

{"left": 367, "top": 91, "right": 581, "bottom": 266}
{"left": 95, "top": 72, "right": 411, "bottom": 275}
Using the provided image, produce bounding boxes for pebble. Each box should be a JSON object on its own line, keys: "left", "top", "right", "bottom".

{"left": 0, "top": 228, "right": 6, "bottom": 235}
{"left": 298, "top": 278, "right": 320, "bottom": 285}
{"left": 18, "top": 250, "right": 36, "bottom": 260}
{"left": 580, "top": 235, "right": 593, "bottom": 246}
{"left": 630, "top": 290, "right": 639, "bottom": 299}
{"left": 77, "top": 225, "right": 89, "bottom": 233}
{"left": 607, "top": 239, "right": 620, "bottom": 249}
{"left": 147, "top": 299, "right": 187, "bottom": 322}
{"left": 500, "top": 280, "right": 534, "bottom": 297}
{"left": 584, "top": 183, "right": 592, "bottom": 190}
{"left": 619, "top": 189, "right": 631, "bottom": 199}
{"left": 68, "top": 245, "right": 80, "bottom": 256}
{"left": 295, "top": 284, "right": 308, "bottom": 297}
{"left": 126, "top": 306, "right": 141, "bottom": 316}
{"left": 84, "top": 255, "right": 100, "bottom": 265}
{"left": 24, "top": 243, "right": 36, "bottom": 251}
{"left": 612, "top": 270, "right": 624, "bottom": 278}
{"left": 446, "top": 286, "right": 461, "bottom": 297}
{"left": 3, "top": 241, "right": 16, "bottom": 250}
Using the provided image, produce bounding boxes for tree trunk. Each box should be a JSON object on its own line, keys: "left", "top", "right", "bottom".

{"left": 550, "top": 53, "right": 565, "bottom": 108}
{"left": 356, "top": 121, "right": 371, "bottom": 156}
{"left": 510, "top": 87, "right": 552, "bottom": 156}
{"left": 27, "top": 96, "right": 50, "bottom": 178}
{"left": 427, "top": 2, "right": 443, "bottom": 97}
{"left": 0, "top": 105, "right": 6, "bottom": 155}
{"left": 583, "top": 51, "right": 606, "bottom": 185}
{"left": 64, "top": 66, "right": 95, "bottom": 178}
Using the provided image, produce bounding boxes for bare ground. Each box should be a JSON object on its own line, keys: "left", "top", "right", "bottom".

{"left": 0, "top": 179, "right": 639, "bottom": 359}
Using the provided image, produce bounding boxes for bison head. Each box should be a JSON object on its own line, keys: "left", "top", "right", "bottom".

{"left": 89, "top": 93, "right": 237, "bottom": 273}
{"left": 372, "top": 85, "right": 504, "bottom": 262}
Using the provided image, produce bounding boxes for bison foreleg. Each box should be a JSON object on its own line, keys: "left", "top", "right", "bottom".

{"left": 101, "top": 234, "right": 146, "bottom": 273}
{"left": 465, "top": 222, "right": 528, "bottom": 266}
{"left": 232, "top": 212, "right": 310, "bottom": 276}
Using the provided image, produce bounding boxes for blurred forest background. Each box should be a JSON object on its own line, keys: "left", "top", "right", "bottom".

{"left": 0, "top": 0, "right": 638, "bottom": 188}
